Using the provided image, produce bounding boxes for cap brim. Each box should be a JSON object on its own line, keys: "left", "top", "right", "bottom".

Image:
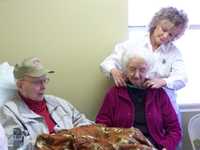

{"left": 47, "top": 70, "right": 55, "bottom": 74}
{"left": 26, "top": 69, "right": 55, "bottom": 77}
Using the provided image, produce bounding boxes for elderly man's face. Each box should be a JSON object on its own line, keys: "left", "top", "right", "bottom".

{"left": 17, "top": 75, "right": 49, "bottom": 101}
{"left": 126, "top": 57, "right": 148, "bottom": 87}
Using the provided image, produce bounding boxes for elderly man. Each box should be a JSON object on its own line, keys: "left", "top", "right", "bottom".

{"left": 0, "top": 57, "right": 92, "bottom": 149}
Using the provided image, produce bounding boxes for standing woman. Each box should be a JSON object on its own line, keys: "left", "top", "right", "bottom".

{"left": 100, "top": 7, "right": 188, "bottom": 115}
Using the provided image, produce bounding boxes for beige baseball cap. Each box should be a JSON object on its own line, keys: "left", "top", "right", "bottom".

{"left": 14, "top": 57, "right": 54, "bottom": 79}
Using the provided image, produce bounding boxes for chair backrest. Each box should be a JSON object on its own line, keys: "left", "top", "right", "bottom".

{"left": 0, "top": 62, "right": 17, "bottom": 107}
{"left": 188, "top": 113, "right": 200, "bottom": 150}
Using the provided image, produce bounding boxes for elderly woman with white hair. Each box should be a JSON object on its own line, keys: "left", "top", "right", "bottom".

{"left": 96, "top": 48, "right": 181, "bottom": 150}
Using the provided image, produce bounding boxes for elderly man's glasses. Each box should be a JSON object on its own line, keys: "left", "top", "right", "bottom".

{"left": 22, "top": 78, "right": 50, "bottom": 85}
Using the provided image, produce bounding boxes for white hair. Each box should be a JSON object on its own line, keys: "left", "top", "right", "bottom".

{"left": 121, "top": 47, "right": 155, "bottom": 73}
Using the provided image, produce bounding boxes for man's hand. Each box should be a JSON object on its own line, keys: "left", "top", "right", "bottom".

{"left": 111, "top": 68, "right": 126, "bottom": 87}
{"left": 144, "top": 78, "right": 166, "bottom": 89}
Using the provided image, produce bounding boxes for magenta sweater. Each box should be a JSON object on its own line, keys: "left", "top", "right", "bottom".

{"left": 96, "top": 86, "right": 181, "bottom": 150}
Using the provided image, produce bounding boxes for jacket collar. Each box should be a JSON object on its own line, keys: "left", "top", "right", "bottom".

{"left": 115, "top": 86, "right": 132, "bottom": 102}
{"left": 43, "top": 95, "right": 62, "bottom": 113}
{"left": 16, "top": 94, "right": 63, "bottom": 117}
{"left": 17, "top": 94, "right": 42, "bottom": 119}
{"left": 4, "top": 94, "right": 42, "bottom": 122}
{"left": 115, "top": 86, "right": 153, "bottom": 106}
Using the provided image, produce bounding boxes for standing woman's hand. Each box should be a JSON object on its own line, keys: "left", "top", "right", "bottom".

{"left": 144, "top": 78, "right": 167, "bottom": 88}
{"left": 111, "top": 68, "right": 126, "bottom": 87}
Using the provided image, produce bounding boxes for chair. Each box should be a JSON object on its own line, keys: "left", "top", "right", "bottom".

{"left": 188, "top": 113, "right": 200, "bottom": 150}
{"left": 0, "top": 62, "right": 17, "bottom": 107}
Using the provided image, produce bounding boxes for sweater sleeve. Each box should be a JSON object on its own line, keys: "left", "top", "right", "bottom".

{"left": 164, "top": 48, "right": 188, "bottom": 90}
{"left": 53, "top": 96, "right": 93, "bottom": 127}
{"left": 95, "top": 89, "right": 115, "bottom": 127}
{"left": 100, "top": 40, "right": 130, "bottom": 78}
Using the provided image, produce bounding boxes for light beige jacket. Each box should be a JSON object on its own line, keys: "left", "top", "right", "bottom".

{"left": 0, "top": 94, "right": 93, "bottom": 149}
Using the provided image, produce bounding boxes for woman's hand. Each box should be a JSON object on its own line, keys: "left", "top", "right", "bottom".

{"left": 144, "top": 78, "right": 167, "bottom": 88}
{"left": 111, "top": 68, "right": 126, "bottom": 87}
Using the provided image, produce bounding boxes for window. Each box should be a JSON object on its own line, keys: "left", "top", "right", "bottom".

{"left": 128, "top": 0, "right": 200, "bottom": 104}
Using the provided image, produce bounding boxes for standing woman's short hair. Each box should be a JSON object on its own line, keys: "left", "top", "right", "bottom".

{"left": 148, "top": 7, "right": 189, "bottom": 41}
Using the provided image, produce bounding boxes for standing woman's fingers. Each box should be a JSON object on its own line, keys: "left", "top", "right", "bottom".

{"left": 144, "top": 80, "right": 153, "bottom": 88}
{"left": 114, "top": 75, "right": 126, "bottom": 87}
{"left": 111, "top": 69, "right": 126, "bottom": 87}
